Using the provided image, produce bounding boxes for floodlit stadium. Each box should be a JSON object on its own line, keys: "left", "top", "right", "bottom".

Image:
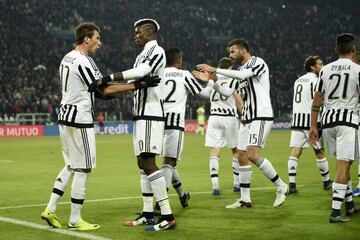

{"left": 1, "top": 0, "right": 360, "bottom": 239}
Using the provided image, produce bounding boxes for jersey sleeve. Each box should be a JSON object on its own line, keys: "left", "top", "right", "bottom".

{"left": 250, "top": 57, "right": 267, "bottom": 78}
{"left": 315, "top": 70, "right": 324, "bottom": 92}
{"left": 123, "top": 46, "right": 165, "bottom": 80}
{"left": 183, "top": 71, "right": 203, "bottom": 96}
{"left": 77, "top": 56, "right": 103, "bottom": 88}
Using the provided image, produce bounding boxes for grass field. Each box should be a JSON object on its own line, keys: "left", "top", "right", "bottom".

{"left": 0, "top": 130, "right": 359, "bottom": 240}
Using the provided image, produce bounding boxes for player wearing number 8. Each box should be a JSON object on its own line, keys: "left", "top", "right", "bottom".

{"left": 287, "top": 56, "right": 333, "bottom": 194}
{"left": 310, "top": 33, "right": 360, "bottom": 223}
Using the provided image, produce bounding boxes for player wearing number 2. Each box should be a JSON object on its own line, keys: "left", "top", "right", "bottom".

{"left": 287, "top": 56, "right": 332, "bottom": 194}
{"left": 156, "top": 47, "right": 213, "bottom": 212}
{"left": 310, "top": 33, "right": 360, "bottom": 223}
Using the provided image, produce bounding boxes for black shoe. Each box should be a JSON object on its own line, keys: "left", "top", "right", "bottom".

{"left": 288, "top": 183, "right": 297, "bottom": 194}
{"left": 323, "top": 179, "right": 333, "bottom": 190}
{"left": 346, "top": 206, "right": 360, "bottom": 216}
{"left": 179, "top": 192, "right": 190, "bottom": 208}
{"left": 329, "top": 215, "right": 350, "bottom": 223}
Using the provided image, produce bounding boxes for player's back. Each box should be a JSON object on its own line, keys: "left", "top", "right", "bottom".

{"left": 58, "top": 50, "right": 102, "bottom": 127}
{"left": 318, "top": 58, "right": 360, "bottom": 128}
{"left": 163, "top": 67, "right": 202, "bottom": 129}
{"left": 210, "top": 74, "right": 238, "bottom": 117}
{"left": 291, "top": 72, "right": 317, "bottom": 129}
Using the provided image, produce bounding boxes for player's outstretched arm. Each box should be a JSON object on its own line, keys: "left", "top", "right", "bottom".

{"left": 99, "top": 76, "right": 160, "bottom": 95}
{"left": 192, "top": 70, "right": 211, "bottom": 83}
{"left": 196, "top": 64, "right": 216, "bottom": 73}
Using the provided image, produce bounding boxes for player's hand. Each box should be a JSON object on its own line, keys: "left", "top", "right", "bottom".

{"left": 133, "top": 75, "right": 161, "bottom": 89}
{"left": 192, "top": 70, "right": 211, "bottom": 82}
{"left": 309, "top": 126, "right": 318, "bottom": 145}
{"left": 196, "top": 64, "right": 216, "bottom": 73}
{"left": 88, "top": 75, "right": 112, "bottom": 92}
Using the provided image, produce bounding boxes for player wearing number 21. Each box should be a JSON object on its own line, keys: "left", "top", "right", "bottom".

{"left": 309, "top": 33, "right": 360, "bottom": 223}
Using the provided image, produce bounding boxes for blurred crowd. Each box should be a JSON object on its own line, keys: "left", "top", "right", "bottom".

{"left": 0, "top": 0, "right": 359, "bottom": 123}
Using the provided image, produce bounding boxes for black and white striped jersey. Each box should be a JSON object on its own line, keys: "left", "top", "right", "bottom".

{"left": 132, "top": 40, "right": 166, "bottom": 121}
{"left": 291, "top": 72, "right": 317, "bottom": 130}
{"left": 210, "top": 74, "right": 239, "bottom": 117}
{"left": 316, "top": 58, "right": 360, "bottom": 129}
{"left": 238, "top": 56, "right": 273, "bottom": 123}
{"left": 58, "top": 50, "right": 102, "bottom": 128}
{"left": 163, "top": 67, "right": 203, "bottom": 130}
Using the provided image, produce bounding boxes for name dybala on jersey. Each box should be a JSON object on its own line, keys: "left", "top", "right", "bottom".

{"left": 316, "top": 58, "right": 360, "bottom": 129}
{"left": 58, "top": 50, "right": 102, "bottom": 128}
{"left": 238, "top": 56, "right": 273, "bottom": 123}
{"left": 291, "top": 72, "right": 317, "bottom": 130}
{"left": 132, "top": 40, "right": 166, "bottom": 121}
{"left": 210, "top": 74, "right": 239, "bottom": 117}
{"left": 163, "top": 67, "right": 203, "bottom": 130}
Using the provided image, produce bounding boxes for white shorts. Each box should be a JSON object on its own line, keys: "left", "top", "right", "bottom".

{"left": 323, "top": 125, "right": 359, "bottom": 161}
{"left": 205, "top": 116, "right": 239, "bottom": 148}
{"left": 290, "top": 129, "right": 325, "bottom": 150}
{"left": 162, "top": 129, "right": 184, "bottom": 159}
{"left": 133, "top": 120, "right": 164, "bottom": 156}
{"left": 59, "top": 125, "right": 96, "bottom": 169}
{"left": 237, "top": 120, "right": 273, "bottom": 150}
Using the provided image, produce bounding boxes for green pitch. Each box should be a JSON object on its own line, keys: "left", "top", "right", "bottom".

{"left": 0, "top": 131, "right": 359, "bottom": 240}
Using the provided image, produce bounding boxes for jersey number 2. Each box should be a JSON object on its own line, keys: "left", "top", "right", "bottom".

{"left": 164, "top": 79, "right": 176, "bottom": 103}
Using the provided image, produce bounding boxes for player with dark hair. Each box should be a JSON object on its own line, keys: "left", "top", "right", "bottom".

{"left": 40, "top": 22, "right": 156, "bottom": 231}
{"left": 153, "top": 47, "right": 213, "bottom": 213}
{"left": 287, "top": 55, "right": 332, "bottom": 194}
{"left": 193, "top": 38, "right": 289, "bottom": 208}
{"left": 310, "top": 33, "right": 360, "bottom": 223}
{"left": 101, "top": 18, "right": 176, "bottom": 231}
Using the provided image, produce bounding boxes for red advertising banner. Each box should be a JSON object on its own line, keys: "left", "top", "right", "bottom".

{"left": 184, "top": 120, "right": 208, "bottom": 133}
{"left": 0, "top": 125, "right": 44, "bottom": 137}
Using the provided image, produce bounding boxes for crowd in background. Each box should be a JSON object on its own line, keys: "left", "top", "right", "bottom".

{"left": 0, "top": 0, "right": 359, "bottom": 123}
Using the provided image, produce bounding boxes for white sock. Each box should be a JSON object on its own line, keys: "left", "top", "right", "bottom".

{"left": 70, "top": 171, "right": 89, "bottom": 224}
{"left": 316, "top": 158, "right": 330, "bottom": 182}
{"left": 162, "top": 164, "right": 174, "bottom": 190}
{"left": 148, "top": 170, "right": 172, "bottom": 215}
{"left": 47, "top": 165, "right": 74, "bottom": 213}
{"left": 332, "top": 182, "right": 347, "bottom": 214}
{"left": 210, "top": 156, "right": 219, "bottom": 190}
{"left": 239, "top": 165, "right": 252, "bottom": 202}
{"left": 172, "top": 167, "right": 184, "bottom": 198}
{"left": 257, "top": 158, "right": 285, "bottom": 187}
{"left": 232, "top": 158, "right": 240, "bottom": 187}
{"left": 140, "top": 170, "right": 153, "bottom": 214}
{"left": 288, "top": 156, "right": 298, "bottom": 184}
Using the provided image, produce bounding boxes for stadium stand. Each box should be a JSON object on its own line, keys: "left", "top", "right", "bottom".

{"left": 0, "top": 0, "right": 359, "bottom": 124}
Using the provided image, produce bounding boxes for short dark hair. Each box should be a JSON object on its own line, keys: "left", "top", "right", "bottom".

{"left": 304, "top": 55, "right": 321, "bottom": 72}
{"left": 134, "top": 19, "right": 159, "bottom": 33}
{"left": 228, "top": 38, "right": 249, "bottom": 52}
{"left": 336, "top": 33, "right": 356, "bottom": 55}
{"left": 75, "top": 22, "right": 100, "bottom": 45}
{"left": 218, "top": 57, "right": 232, "bottom": 69}
{"left": 165, "top": 47, "right": 181, "bottom": 66}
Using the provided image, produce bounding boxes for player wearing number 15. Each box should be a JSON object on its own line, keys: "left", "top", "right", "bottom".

{"left": 309, "top": 33, "right": 360, "bottom": 223}
{"left": 287, "top": 56, "right": 332, "bottom": 194}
